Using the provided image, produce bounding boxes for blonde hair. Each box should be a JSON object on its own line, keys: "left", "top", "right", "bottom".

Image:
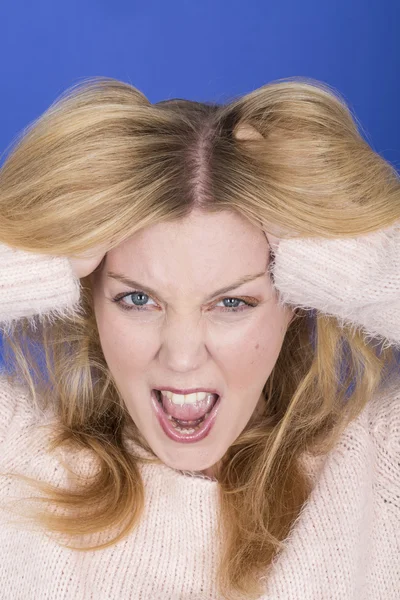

{"left": 0, "top": 76, "right": 399, "bottom": 600}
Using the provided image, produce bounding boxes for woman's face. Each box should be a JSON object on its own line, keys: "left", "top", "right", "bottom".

{"left": 91, "top": 209, "right": 294, "bottom": 478}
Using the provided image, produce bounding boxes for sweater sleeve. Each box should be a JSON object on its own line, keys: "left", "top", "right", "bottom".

{"left": 0, "top": 242, "right": 82, "bottom": 331}
{"left": 0, "top": 243, "right": 82, "bottom": 438}
{"left": 271, "top": 220, "right": 400, "bottom": 348}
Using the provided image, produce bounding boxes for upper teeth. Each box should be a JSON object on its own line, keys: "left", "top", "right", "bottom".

{"left": 159, "top": 390, "right": 213, "bottom": 405}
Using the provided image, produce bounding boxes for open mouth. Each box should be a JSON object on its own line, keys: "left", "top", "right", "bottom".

{"left": 151, "top": 389, "right": 222, "bottom": 442}
{"left": 153, "top": 389, "right": 219, "bottom": 428}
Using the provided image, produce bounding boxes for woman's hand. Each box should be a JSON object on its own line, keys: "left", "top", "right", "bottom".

{"left": 69, "top": 244, "right": 108, "bottom": 279}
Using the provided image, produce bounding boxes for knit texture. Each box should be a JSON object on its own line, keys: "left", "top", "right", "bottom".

{"left": 272, "top": 221, "right": 400, "bottom": 350}
{"left": 0, "top": 230, "right": 399, "bottom": 599}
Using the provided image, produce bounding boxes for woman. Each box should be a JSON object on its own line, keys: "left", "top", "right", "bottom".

{"left": 0, "top": 76, "right": 398, "bottom": 600}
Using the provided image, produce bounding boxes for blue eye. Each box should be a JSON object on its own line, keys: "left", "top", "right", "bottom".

{"left": 113, "top": 291, "right": 156, "bottom": 310}
{"left": 216, "top": 298, "right": 249, "bottom": 311}
{"left": 111, "top": 291, "right": 258, "bottom": 313}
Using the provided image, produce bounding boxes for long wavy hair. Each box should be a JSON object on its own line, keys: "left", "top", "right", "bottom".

{"left": 0, "top": 76, "right": 399, "bottom": 600}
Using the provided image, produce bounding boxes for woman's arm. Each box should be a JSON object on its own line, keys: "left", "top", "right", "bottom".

{"left": 0, "top": 242, "right": 82, "bottom": 331}
{"left": 269, "top": 220, "right": 400, "bottom": 348}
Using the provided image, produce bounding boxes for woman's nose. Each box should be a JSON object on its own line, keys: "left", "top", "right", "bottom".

{"left": 157, "top": 313, "right": 209, "bottom": 373}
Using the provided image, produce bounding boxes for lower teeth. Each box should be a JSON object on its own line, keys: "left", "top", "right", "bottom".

{"left": 158, "top": 392, "right": 215, "bottom": 434}
{"left": 174, "top": 426, "right": 196, "bottom": 434}
{"left": 170, "top": 417, "right": 204, "bottom": 434}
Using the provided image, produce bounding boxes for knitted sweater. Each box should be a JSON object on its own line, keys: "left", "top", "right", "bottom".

{"left": 0, "top": 226, "right": 399, "bottom": 600}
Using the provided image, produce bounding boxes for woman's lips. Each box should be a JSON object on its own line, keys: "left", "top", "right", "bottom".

{"left": 150, "top": 389, "right": 222, "bottom": 444}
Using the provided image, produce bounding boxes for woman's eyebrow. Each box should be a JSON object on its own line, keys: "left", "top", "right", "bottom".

{"left": 106, "top": 269, "right": 267, "bottom": 302}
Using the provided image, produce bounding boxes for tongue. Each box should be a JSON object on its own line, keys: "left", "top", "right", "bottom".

{"left": 159, "top": 392, "right": 218, "bottom": 421}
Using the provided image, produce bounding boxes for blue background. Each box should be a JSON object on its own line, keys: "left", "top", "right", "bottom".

{"left": 1, "top": 0, "right": 399, "bottom": 168}
{"left": 0, "top": 0, "right": 399, "bottom": 374}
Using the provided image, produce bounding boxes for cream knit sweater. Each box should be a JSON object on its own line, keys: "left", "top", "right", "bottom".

{"left": 0, "top": 225, "right": 399, "bottom": 599}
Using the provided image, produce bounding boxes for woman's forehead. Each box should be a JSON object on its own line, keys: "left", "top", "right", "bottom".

{"left": 108, "top": 210, "right": 268, "bottom": 261}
